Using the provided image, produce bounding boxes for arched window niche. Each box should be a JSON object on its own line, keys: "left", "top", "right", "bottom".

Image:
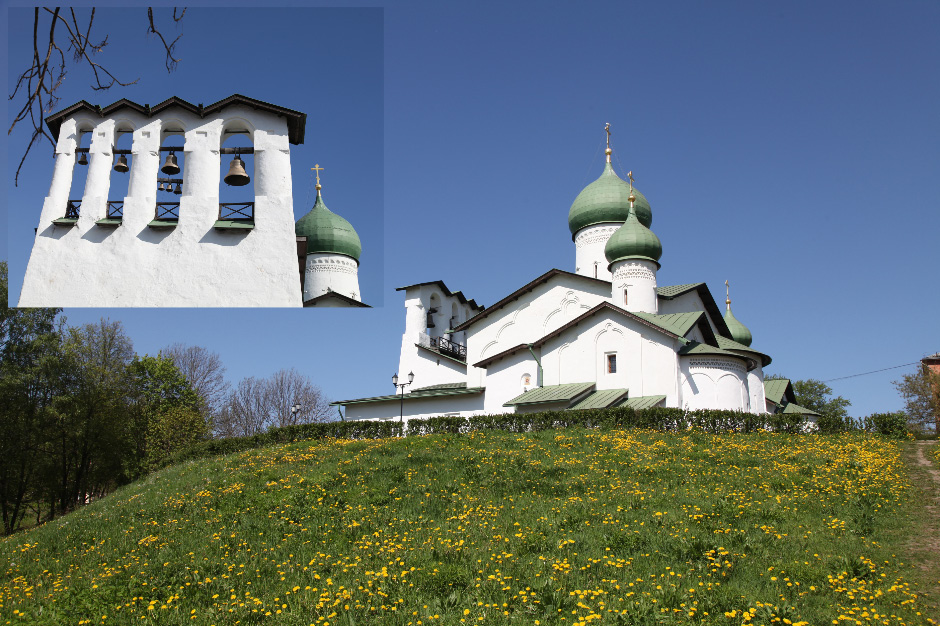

{"left": 217, "top": 118, "right": 256, "bottom": 231}
{"left": 56, "top": 122, "right": 93, "bottom": 225}
{"left": 98, "top": 121, "right": 135, "bottom": 227}
{"left": 150, "top": 122, "right": 186, "bottom": 229}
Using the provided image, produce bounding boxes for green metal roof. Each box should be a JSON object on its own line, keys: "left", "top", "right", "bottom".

{"left": 782, "top": 402, "right": 820, "bottom": 417}
{"left": 213, "top": 219, "right": 254, "bottom": 231}
{"left": 568, "top": 388, "right": 630, "bottom": 410}
{"left": 568, "top": 161, "right": 652, "bottom": 236}
{"left": 95, "top": 217, "right": 122, "bottom": 227}
{"left": 147, "top": 219, "right": 178, "bottom": 229}
{"left": 504, "top": 382, "right": 595, "bottom": 407}
{"left": 622, "top": 395, "right": 667, "bottom": 410}
{"left": 656, "top": 284, "right": 702, "bottom": 298}
{"left": 723, "top": 307, "right": 753, "bottom": 347}
{"left": 331, "top": 384, "right": 484, "bottom": 406}
{"left": 678, "top": 341, "right": 748, "bottom": 360}
{"left": 634, "top": 311, "right": 705, "bottom": 338}
{"left": 411, "top": 382, "right": 468, "bottom": 391}
{"left": 715, "top": 335, "right": 772, "bottom": 367}
{"left": 295, "top": 193, "right": 361, "bottom": 261}
{"left": 763, "top": 379, "right": 792, "bottom": 405}
{"left": 52, "top": 217, "right": 78, "bottom": 227}
{"left": 604, "top": 207, "right": 662, "bottom": 266}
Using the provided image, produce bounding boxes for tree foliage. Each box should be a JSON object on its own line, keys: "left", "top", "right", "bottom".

{"left": 893, "top": 364, "right": 940, "bottom": 434}
{"left": 215, "top": 369, "right": 332, "bottom": 438}
{"left": 790, "top": 378, "right": 851, "bottom": 420}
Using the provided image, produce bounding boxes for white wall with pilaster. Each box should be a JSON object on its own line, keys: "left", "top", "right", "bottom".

{"left": 19, "top": 104, "right": 300, "bottom": 307}
{"left": 574, "top": 223, "right": 620, "bottom": 280}
{"left": 465, "top": 274, "right": 611, "bottom": 388}
{"left": 538, "top": 312, "right": 680, "bottom": 404}
{"left": 746, "top": 366, "right": 768, "bottom": 415}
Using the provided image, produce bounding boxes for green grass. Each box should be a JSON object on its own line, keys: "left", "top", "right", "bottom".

{"left": 0, "top": 430, "right": 933, "bottom": 625}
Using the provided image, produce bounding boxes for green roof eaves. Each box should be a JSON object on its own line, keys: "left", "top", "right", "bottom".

{"left": 214, "top": 219, "right": 254, "bottom": 231}
{"left": 504, "top": 382, "right": 595, "bottom": 407}
{"left": 763, "top": 379, "right": 791, "bottom": 405}
{"left": 331, "top": 386, "right": 485, "bottom": 406}
{"left": 568, "top": 388, "right": 629, "bottom": 410}
{"left": 52, "top": 217, "right": 78, "bottom": 227}
{"left": 622, "top": 395, "right": 667, "bottom": 410}
{"left": 148, "top": 219, "right": 178, "bottom": 229}
{"left": 715, "top": 336, "right": 772, "bottom": 367}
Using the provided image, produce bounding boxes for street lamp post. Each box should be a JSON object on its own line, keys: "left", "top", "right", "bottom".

{"left": 290, "top": 403, "right": 302, "bottom": 424}
{"left": 392, "top": 371, "right": 415, "bottom": 428}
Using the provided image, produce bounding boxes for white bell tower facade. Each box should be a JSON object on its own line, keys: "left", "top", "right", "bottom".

{"left": 19, "top": 95, "right": 307, "bottom": 307}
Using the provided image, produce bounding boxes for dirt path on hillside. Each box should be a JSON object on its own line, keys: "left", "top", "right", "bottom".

{"left": 902, "top": 441, "right": 940, "bottom": 621}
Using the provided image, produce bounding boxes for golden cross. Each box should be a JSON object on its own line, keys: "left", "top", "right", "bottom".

{"left": 627, "top": 170, "right": 635, "bottom": 188}
{"left": 605, "top": 123, "right": 611, "bottom": 150}
{"left": 725, "top": 280, "right": 731, "bottom": 305}
{"left": 311, "top": 164, "right": 324, "bottom": 187}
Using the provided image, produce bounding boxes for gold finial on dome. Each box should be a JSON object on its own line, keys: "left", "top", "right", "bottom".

{"left": 725, "top": 279, "right": 732, "bottom": 308}
{"left": 627, "top": 170, "right": 636, "bottom": 204}
{"left": 312, "top": 164, "right": 324, "bottom": 195}
{"left": 605, "top": 123, "right": 612, "bottom": 162}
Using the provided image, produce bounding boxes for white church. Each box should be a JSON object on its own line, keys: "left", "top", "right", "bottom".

{"left": 334, "top": 130, "right": 815, "bottom": 422}
{"left": 18, "top": 94, "right": 367, "bottom": 307}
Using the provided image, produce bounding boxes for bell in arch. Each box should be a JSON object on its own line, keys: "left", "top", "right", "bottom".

{"left": 78, "top": 151, "right": 88, "bottom": 166}
{"left": 173, "top": 183, "right": 182, "bottom": 195}
{"left": 224, "top": 155, "right": 250, "bottom": 186}
{"left": 113, "top": 155, "right": 129, "bottom": 173}
{"left": 161, "top": 152, "right": 181, "bottom": 175}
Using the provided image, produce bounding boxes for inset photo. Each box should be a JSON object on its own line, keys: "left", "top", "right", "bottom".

{"left": 8, "top": 7, "right": 383, "bottom": 307}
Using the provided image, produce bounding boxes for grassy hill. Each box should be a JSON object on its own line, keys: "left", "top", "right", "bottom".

{"left": 0, "top": 429, "right": 932, "bottom": 625}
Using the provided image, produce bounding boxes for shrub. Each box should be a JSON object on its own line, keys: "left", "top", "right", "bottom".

{"left": 861, "top": 412, "right": 909, "bottom": 439}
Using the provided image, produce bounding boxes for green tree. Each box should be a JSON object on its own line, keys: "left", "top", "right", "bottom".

{"left": 126, "top": 354, "right": 203, "bottom": 474}
{"left": 0, "top": 261, "right": 63, "bottom": 533}
{"left": 791, "top": 379, "right": 851, "bottom": 419}
{"left": 893, "top": 365, "right": 940, "bottom": 434}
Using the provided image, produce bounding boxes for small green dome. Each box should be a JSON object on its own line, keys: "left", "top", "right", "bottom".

{"left": 295, "top": 193, "right": 361, "bottom": 262}
{"left": 604, "top": 206, "right": 662, "bottom": 266}
{"left": 568, "top": 161, "right": 652, "bottom": 237}
{"left": 723, "top": 307, "right": 753, "bottom": 347}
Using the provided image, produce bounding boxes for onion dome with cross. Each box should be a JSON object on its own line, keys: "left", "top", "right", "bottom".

{"left": 294, "top": 165, "right": 362, "bottom": 262}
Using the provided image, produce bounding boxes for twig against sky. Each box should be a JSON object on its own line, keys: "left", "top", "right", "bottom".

{"left": 7, "top": 7, "right": 187, "bottom": 186}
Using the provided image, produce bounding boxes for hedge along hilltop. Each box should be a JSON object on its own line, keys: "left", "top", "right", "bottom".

{"left": 163, "top": 405, "right": 910, "bottom": 469}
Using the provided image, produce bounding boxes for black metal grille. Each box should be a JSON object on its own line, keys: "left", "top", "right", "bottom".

{"left": 155, "top": 202, "right": 180, "bottom": 220}
{"left": 430, "top": 336, "right": 467, "bottom": 360}
{"left": 106, "top": 201, "right": 123, "bottom": 219}
{"left": 65, "top": 200, "right": 81, "bottom": 219}
{"left": 219, "top": 202, "right": 254, "bottom": 220}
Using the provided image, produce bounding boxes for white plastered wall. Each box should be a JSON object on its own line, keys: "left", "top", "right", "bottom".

{"left": 303, "top": 253, "right": 361, "bottom": 302}
{"left": 538, "top": 312, "right": 680, "bottom": 404}
{"left": 344, "top": 393, "right": 485, "bottom": 424}
{"left": 574, "top": 223, "right": 621, "bottom": 280}
{"left": 19, "top": 104, "right": 300, "bottom": 307}
{"left": 465, "top": 274, "right": 611, "bottom": 388}
{"left": 746, "top": 365, "right": 768, "bottom": 414}
{"left": 610, "top": 259, "right": 659, "bottom": 314}
{"left": 396, "top": 284, "right": 477, "bottom": 390}
{"left": 679, "top": 356, "right": 750, "bottom": 411}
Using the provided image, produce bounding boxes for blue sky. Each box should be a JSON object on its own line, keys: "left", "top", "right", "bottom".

{"left": 3, "top": 1, "right": 939, "bottom": 418}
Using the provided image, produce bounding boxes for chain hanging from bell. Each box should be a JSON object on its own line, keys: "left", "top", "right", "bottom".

{"left": 161, "top": 152, "right": 181, "bottom": 175}
{"left": 78, "top": 151, "right": 88, "bottom": 166}
{"left": 224, "top": 155, "right": 250, "bottom": 186}
{"left": 113, "top": 155, "right": 129, "bottom": 173}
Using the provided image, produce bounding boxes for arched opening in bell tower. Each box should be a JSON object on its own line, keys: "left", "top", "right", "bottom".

{"left": 106, "top": 122, "right": 134, "bottom": 223}
{"left": 65, "top": 124, "right": 93, "bottom": 220}
{"left": 156, "top": 124, "right": 186, "bottom": 223}
{"left": 219, "top": 120, "right": 256, "bottom": 224}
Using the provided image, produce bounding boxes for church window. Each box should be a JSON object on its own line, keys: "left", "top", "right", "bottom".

{"left": 607, "top": 354, "right": 617, "bottom": 374}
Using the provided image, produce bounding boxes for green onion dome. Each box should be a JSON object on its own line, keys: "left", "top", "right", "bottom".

{"left": 723, "top": 306, "right": 753, "bottom": 347}
{"left": 604, "top": 204, "right": 662, "bottom": 267}
{"left": 295, "top": 192, "right": 361, "bottom": 262}
{"left": 568, "top": 161, "right": 652, "bottom": 238}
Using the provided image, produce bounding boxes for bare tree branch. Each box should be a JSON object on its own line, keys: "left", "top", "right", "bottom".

{"left": 147, "top": 7, "right": 185, "bottom": 73}
{"left": 8, "top": 8, "right": 186, "bottom": 186}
